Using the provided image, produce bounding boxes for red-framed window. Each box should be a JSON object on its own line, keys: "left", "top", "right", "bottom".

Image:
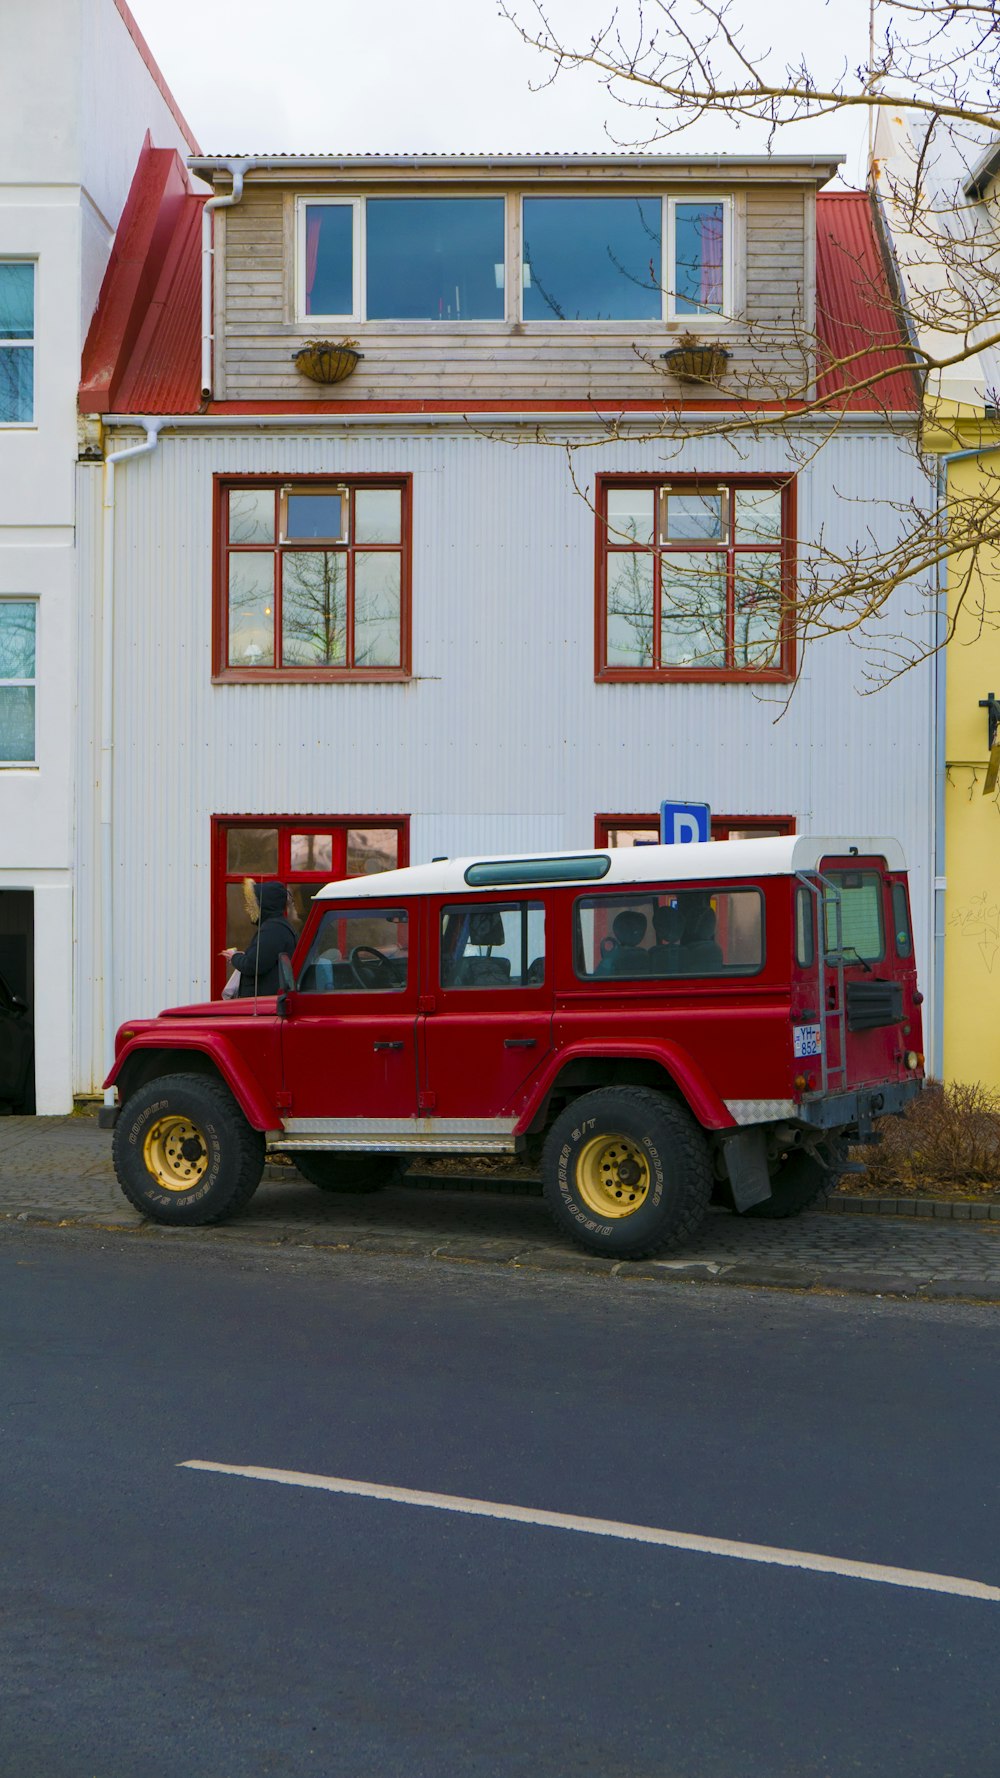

{"left": 210, "top": 815, "right": 409, "bottom": 997}
{"left": 595, "top": 475, "right": 796, "bottom": 682}
{"left": 596, "top": 814, "right": 795, "bottom": 848}
{"left": 213, "top": 475, "right": 412, "bottom": 682}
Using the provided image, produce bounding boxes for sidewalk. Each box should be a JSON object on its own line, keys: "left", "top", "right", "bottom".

{"left": 3, "top": 1113, "right": 1000, "bottom": 1301}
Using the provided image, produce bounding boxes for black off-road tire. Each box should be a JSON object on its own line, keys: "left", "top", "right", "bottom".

{"left": 292, "top": 1153, "right": 398, "bottom": 1193}
{"left": 112, "top": 1073, "right": 265, "bottom": 1226}
{"left": 541, "top": 1087, "right": 713, "bottom": 1260}
{"left": 741, "top": 1140, "right": 844, "bottom": 1220}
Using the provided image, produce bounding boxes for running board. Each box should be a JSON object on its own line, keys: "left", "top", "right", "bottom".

{"left": 271, "top": 1133, "right": 520, "bottom": 1155}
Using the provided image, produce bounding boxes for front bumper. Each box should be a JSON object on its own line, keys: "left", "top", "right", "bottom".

{"left": 797, "top": 1076, "right": 922, "bottom": 1135}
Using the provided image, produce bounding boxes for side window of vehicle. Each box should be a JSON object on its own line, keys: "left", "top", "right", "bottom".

{"left": 574, "top": 888, "right": 763, "bottom": 979}
{"left": 795, "top": 886, "right": 815, "bottom": 968}
{"left": 440, "top": 901, "right": 546, "bottom": 989}
{"left": 297, "top": 906, "right": 409, "bottom": 992}
{"left": 891, "top": 882, "right": 913, "bottom": 959}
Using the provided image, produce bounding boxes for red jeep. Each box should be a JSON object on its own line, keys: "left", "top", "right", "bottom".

{"left": 102, "top": 836, "right": 924, "bottom": 1259}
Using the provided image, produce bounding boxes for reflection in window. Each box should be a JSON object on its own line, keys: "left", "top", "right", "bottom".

{"left": 347, "top": 829, "right": 399, "bottom": 876}
{"left": 671, "top": 201, "right": 727, "bottom": 316}
{"left": 601, "top": 480, "right": 791, "bottom": 678}
{"left": 221, "top": 482, "right": 407, "bottom": 675}
{"left": 303, "top": 203, "right": 355, "bottom": 317}
{"left": 290, "top": 833, "right": 333, "bottom": 873}
{"left": 0, "top": 599, "right": 36, "bottom": 763}
{"left": 367, "top": 198, "right": 505, "bottom": 320}
{"left": 522, "top": 197, "right": 661, "bottom": 321}
{"left": 0, "top": 263, "right": 34, "bottom": 424}
{"left": 282, "top": 552, "right": 347, "bottom": 667}
{"left": 298, "top": 908, "right": 409, "bottom": 993}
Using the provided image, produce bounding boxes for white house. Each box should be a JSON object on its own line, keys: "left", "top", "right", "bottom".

{"left": 73, "top": 152, "right": 936, "bottom": 1093}
{"left": 0, "top": 0, "right": 198, "bottom": 1110}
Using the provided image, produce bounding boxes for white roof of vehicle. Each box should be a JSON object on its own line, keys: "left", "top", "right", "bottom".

{"left": 314, "top": 836, "right": 907, "bottom": 902}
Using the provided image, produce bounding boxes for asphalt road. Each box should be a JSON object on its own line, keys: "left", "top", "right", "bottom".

{"left": 2, "top": 1226, "right": 999, "bottom": 1778}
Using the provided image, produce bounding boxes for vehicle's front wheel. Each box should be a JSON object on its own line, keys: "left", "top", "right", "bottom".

{"left": 292, "top": 1153, "right": 397, "bottom": 1193}
{"left": 740, "top": 1139, "right": 844, "bottom": 1219}
{"left": 542, "top": 1087, "right": 713, "bottom": 1259}
{"left": 112, "top": 1073, "right": 265, "bottom": 1225}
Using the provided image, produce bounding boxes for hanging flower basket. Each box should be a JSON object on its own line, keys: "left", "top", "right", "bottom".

{"left": 661, "top": 340, "right": 731, "bottom": 383}
{"left": 293, "top": 340, "right": 364, "bottom": 385}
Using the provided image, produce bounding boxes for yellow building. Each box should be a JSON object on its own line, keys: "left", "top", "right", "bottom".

{"left": 939, "top": 430, "right": 1000, "bottom": 1084}
{"left": 876, "top": 116, "right": 1000, "bottom": 1082}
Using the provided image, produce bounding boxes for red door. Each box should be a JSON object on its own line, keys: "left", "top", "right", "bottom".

{"left": 420, "top": 898, "right": 553, "bottom": 1118}
{"left": 280, "top": 900, "right": 417, "bottom": 1119}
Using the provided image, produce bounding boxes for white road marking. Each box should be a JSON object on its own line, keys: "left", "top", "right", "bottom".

{"left": 179, "top": 1461, "right": 1000, "bottom": 1604}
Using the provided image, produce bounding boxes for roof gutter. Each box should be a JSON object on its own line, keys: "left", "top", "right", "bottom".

{"left": 201, "top": 160, "right": 257, "bottom": 399}
{"left": 963, "top": 140, "right": 1000, "bottom": 200}
{"left": 100, "top": 408, "right": 922, "bottom": 433}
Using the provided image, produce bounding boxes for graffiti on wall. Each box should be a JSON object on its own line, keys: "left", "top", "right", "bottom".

{"left": 949, "top": 890, "right": 1000, "bottom": 972}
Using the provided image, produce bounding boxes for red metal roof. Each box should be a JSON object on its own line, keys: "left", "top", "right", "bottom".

{"left": 79, "top": 143, "right": 204, "bottom": 416}
{"left": 80, "top": 175, "right": 915, "bottom": 418}
{"left": 815, "top": 190, "right": 917, "bottom": 411}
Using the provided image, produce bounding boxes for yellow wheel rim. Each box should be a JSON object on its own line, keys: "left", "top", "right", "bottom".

{"left": 142, "top": 1115, "right": 210, "bottom": 1192}
{"left": 575, "top": 1132, "right": 651, "bottom": 1219}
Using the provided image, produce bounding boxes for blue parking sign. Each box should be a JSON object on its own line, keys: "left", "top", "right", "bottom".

{"left": 659, "top": 800, "right": 711, "bottom": 844}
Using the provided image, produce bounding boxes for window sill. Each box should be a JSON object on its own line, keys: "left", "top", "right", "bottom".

{"left": 596, "top": 667, "right": 794, "bottom": 685}
{"left": 212, "top": 668, "right": 412, "bottom": 685}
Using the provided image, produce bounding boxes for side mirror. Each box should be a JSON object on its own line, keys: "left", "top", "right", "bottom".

{"left": 276, "top": 952, "right": 295, "bottom": 1019}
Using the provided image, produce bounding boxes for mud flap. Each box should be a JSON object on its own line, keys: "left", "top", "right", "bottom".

{"left": 719, "top": 1127, "right": 772, "bottom": 1211}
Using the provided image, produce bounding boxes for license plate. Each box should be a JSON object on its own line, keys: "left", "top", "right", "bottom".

{"left": 793, "top": 1023, "right": 822, "bottom": 1059}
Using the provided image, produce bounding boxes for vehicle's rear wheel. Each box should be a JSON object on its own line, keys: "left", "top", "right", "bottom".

{"left": 542, "top": 1087, "right": 713, "bottom": 1259}
{"left": 740, "top": 1139, "right": 844, "bottom": 1219}
{"left": 292, "top": 1153, "right": 397, "bottom": 1193}
{"left": 112, "top": 1073, "right": 265, "bottom": 1226}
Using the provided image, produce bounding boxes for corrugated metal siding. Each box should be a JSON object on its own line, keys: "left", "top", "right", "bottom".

{"left": 74, "top": 426, "right": 935, "bottom": 1091}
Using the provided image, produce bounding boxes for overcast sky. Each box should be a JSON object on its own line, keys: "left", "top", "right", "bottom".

{"left": 127, "top": 0, "right": 870, "bottom": 184}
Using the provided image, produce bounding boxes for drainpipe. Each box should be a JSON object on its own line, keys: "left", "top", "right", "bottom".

{"left": 201, "top": 160, "right": 255, "bottom": 399}
{"left": 99, "top": 424, "right": 161, "bottom": 1101}
{"left": 933, "top": 441, "right": 995, "bottom": 1081}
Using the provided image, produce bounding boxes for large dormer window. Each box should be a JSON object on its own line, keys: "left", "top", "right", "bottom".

{"left": 295, "top": 193, "right": 733, "bottom": 325}
{"left": 299, "top": 197, "right": 505, "bottom": 323}
{"left": 521, "top": 197, "right": 662, "bottom": 321}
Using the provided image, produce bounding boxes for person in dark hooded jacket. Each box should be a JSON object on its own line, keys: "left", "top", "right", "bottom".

{"left": 222, "top": 880, "right": 298, "bottom": 998}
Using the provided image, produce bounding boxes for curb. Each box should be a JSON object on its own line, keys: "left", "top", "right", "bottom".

{"left": 4, "top": 1207, "right": 1000, "bottom": 1304}
{"left": 265, "top": 1163, "right": 1000, "bottom": 1220}
{"left": 822, "top": 1194, "right": 1000, "bottom": 1221}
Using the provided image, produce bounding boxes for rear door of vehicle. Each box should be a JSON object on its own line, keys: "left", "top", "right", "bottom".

{"left": 813, "top": 855, "right": 912, "bottom": 1089}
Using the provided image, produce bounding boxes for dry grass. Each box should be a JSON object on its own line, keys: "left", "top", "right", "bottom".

{"left": 851, "top": 1080, "right": 1000, "bottom": 1196}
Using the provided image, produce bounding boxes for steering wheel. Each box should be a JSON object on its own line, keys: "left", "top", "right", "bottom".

{"left": 348, "top": 944, "right": 396, "bottom": 989}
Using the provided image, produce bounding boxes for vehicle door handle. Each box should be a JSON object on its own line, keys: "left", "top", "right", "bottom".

{"left": 504, "top": 1037, "right": 537, "bottom": 1048}
{"left": 373, "top": 1040, "right": 404, "bottom": 1051}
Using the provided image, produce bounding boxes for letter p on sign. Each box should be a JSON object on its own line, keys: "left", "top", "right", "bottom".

{"left": 659, "top": 800, "right": 712, "bottom": 844}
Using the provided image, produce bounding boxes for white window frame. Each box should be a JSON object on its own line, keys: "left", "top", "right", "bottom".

{"left": 665, "top": 196, "right": 733, "bottom": 325}
{"left": 295, "top": 198, "right": 362, "bottom": 325}
{"left": 0, "top": 260, "right": 35, "bottom": 427}
{"left": 0, "top": 597, "right": 37, "bottom": 766}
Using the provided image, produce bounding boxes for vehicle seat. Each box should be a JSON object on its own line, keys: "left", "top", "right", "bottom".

{"left": 648, "top": 903, "right": 683, "bottom": 976}
{"left": 679, "top": 902, "right": 724, "bottom": 974}
{"left": 605, "top": 908, "right": 651, "bottom": 977}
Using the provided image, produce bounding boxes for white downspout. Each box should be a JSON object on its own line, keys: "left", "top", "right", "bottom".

{"left": 201, "top": 160, "right": 254, "bottom": 399}
{"left": 932, "top": 441, "right": 993, "bottom": 1081}
{"left": 99, "top": 424, "right": 161, "bottom": 1100}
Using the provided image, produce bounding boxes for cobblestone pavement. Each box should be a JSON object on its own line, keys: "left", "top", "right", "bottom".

{"left": 3, "top": 1114, "right": 1000, "bottom": 1300}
